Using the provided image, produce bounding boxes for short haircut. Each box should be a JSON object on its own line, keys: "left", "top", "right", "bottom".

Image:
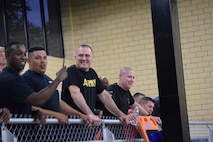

{"left": 5, "top": 41, "right": 24, "bottom": 55}
{"left": 28, "top": 46, "right": 45, "bottom": 57}
{"left": 0, "top": 46, "right": 5, "bottom": 52}
{"left": 120, "top": 67, "right": 133, "bottom": 75}
{"left": 77, "top": 44, "right": 93, "bottom": 53}
{"left": 139, "top": 96, "right": 155, "bottom": 105}
{"left": 28, "top": 46, "right": 45, "bottom": 53}
{"left": 133, "top": 92, "right": 145, "bottom": 103}
{"left": 133, "top": 92, "right": 145, "bottom": 98}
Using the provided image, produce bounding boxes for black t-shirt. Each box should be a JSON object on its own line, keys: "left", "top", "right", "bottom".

{"left": 22, "top": 70, "right": 60, "bottom": 112}
{"left": 0, "top": 67, "right": 33, "bottom": 114}
{"left": 103, "top": 83, "right": 134, "bottom": 116}
{"left": 61, "top": 65, "right": 104, "bottom": 113}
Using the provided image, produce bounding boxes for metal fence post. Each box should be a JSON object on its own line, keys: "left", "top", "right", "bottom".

{"left": 1, "top": 124, "right": 17, "bottom": 142}
{"left": 102, "top": 122, "right": 115, "bottom": 142}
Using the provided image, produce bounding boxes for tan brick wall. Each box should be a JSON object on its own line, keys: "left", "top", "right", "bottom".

{"left": 64, "top": 0, "right": 159, "bottom": 98}
{"left": 33, "top": 0, "right": 213, "bottom": 121}
{"left": 178, "top": 0, "right": 213, "bottom": 121}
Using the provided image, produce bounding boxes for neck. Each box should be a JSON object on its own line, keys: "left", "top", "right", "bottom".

{"left": 117, "top": 82, "right": 126, "bottom": 91}
{"left": 7, "top": 65, "right": 22, "bottom": 74}
{"left": 76, "top": 65, "right": 89, "bottom": 72}
{"left": 29, "top": 69, "right": 45, "bottom": 75}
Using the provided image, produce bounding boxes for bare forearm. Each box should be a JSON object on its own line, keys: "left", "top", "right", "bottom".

{"left": 24, "top": 78, "right": 61, "bottom": 106}
{"left": 99, "top": 91, "right": 125, "bottom": 117}
{"left": 32, "top": 106, "right": 60, "bottom": 117}
{"left": 72, "top": 95, "right": 93, "bottom": 115}
{"left": 105, "top": 101, "right": 125, "bottom": 117}
{"left": 37, "top": 78, "right": 61, "bottom": 104}
{"left": 24, "top": 67, "right": 67, "bottom": 106}
{"left": 60, "top": 100, "right": 83, "bottom": 116}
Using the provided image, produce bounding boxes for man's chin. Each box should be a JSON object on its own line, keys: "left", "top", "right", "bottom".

{"left": 19, "top": 64, "right": 26, "bottom": 69}
{"left": 79, "top": 67, "right": 89, "bottom": 72}
{"left": 19, "top": 66, "right": 25, "bottom": 70}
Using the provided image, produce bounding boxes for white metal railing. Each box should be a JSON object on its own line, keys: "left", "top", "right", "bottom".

{"left": 1, "top": 115, "right": 213, "bottom": 142}
{"left": 189, "top": 121, "right": 213, "bottom": 142}
{"left": 1, "top": 116, "right": 144, "bottom": 142}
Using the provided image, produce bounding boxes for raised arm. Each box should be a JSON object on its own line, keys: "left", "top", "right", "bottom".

{"left": 23, "top": 67, "right": 67, "bottom": 106}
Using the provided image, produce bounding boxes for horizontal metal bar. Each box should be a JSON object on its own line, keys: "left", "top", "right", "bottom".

{"left": 8, "top": 118, "right": 122, "bottom": 124}
{"left": 189, "top": 121, "right": 213, "bottom": 125}
{"left": 7, "top": 118, "right": 213, "bottom": 125}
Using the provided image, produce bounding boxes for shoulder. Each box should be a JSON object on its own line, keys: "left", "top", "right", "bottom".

{"left": 1, "top": 68, "right": 19, "bottom": 81}
{"left": 22, "top": 70, "right": 31, "bottom": 77}
{"left": 22, "top": 70, "right": 38, "bottom": 81}
{"left": 107, "top": 83, "right": 115, "bottom": 87}
{"left": 67, "top": 65, "right": 79, "bottom": 73}
{"left": 87, "top": 68, "right": 98, "bottom": 76}
{"left": 68, "top": 65, "right": 76, "bottom": 70}
{"left": 106, "top": 83, "right": 117, "bottom": 91}
{"left": 89, "top": 67, "right": 96, "bottom": 72}
{"left": 44, "top": 74, "right": 53, "bottom": 81}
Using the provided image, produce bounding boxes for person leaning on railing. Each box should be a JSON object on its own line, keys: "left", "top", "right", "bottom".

{"left": 0, "top": 107, "right": 10, "bottom": 124}
{"left": 22, "top": 46, "right": 90, "bottom": 125}
{"left": 61, "top": 45, "right": 141, "bottom": 126}
{"left": 0, "top": 41, "right": 68, "bottom": 128}
{"left": 102, "top": 67, "right": 149, "bottom": 117}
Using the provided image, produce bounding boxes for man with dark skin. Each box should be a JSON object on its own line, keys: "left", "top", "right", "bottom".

{"left": 0, "top": 108, "right": 10, "bottom": 124}
{"left": 99, "top": 76, "right": 109, "bottom": 89}
{"left": 0, "top": 41, "right": 67, "bottom": 115}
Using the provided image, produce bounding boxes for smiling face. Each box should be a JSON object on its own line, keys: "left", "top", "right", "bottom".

{"left": 6, "top": 44, "right": 27, "bottom": 73}
{"left": 75, "top": 45, "right": 93, "bottom": 72}
{"left": 28, "top": 50, "right": 47, "bottom": 75}
{"left": 118, "top": 67, "right": 135, "bottom": 90}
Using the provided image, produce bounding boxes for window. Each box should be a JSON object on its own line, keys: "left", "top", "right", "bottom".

{"left": 0, "top": 0, "right": 64, "bottom": 58}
